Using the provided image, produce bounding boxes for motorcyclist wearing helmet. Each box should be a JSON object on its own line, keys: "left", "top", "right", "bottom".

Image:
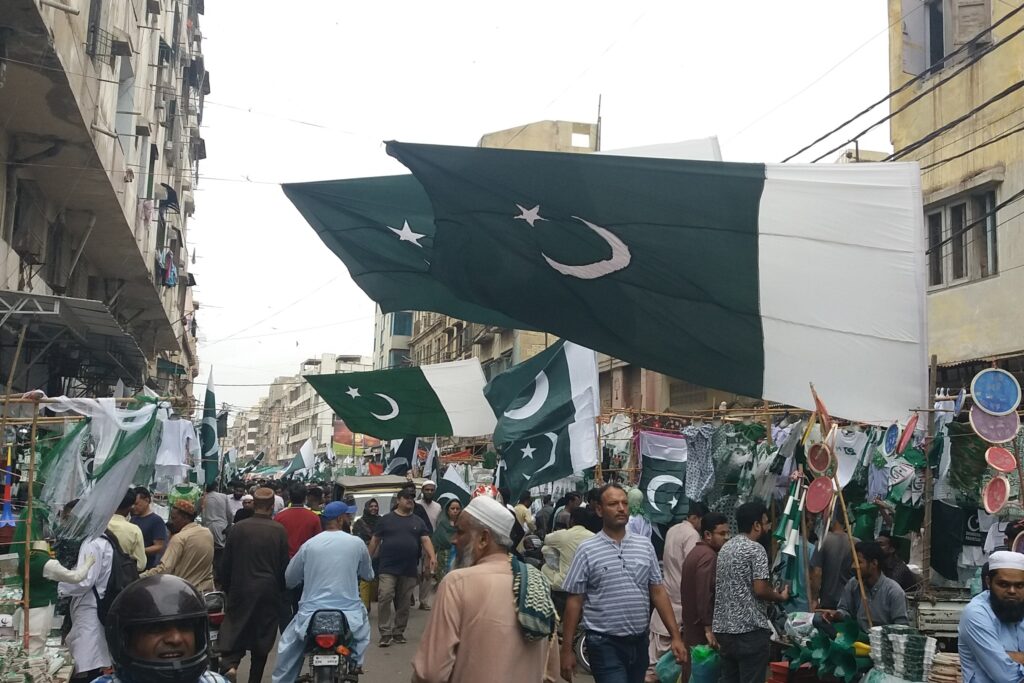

{"left": 93, "top": 574, "right": 229, "bottom": 683}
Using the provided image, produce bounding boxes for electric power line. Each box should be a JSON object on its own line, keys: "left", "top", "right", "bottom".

{"left": 920, "top": 118, "right": 1024, "bottom": 171}
{"left": 885, "top": 78, "right": 1024, "bottom": 161}
{"left": 781, "top": 1, "right": 1024, "bottom": 162}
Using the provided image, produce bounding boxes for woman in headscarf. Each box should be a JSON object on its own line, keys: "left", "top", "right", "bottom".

{"left": 352, "top": 498, "right": 381, "bottom": 611}
{"left": 432, "top": 498, "right": 462, "bottom": 580}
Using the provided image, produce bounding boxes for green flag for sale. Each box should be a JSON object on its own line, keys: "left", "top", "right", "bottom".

{"left": 638, "top": 430, "right": 688, "bottom": 525}
{"left": 201, "top": 369, "right": 219, "bottom": 486}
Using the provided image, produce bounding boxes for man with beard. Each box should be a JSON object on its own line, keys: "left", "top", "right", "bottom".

{"left": 959, "top": 550, "right": 1024, "bottom": 682}
{"left": 411, "top": 495, "right": 558, "bottom": 683}
{"left": 227, "top": 482, "right": 246, "bottom": 518}
{"left": 141, "top": 501, "right": 215, "bottom": 593}
{"left": 823, "top": 541, "right": 908, "bottom": 632}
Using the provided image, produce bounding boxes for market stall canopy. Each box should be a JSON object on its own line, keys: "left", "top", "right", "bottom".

{"left": 0, "top": 290, "right": 147, "bottom": 384}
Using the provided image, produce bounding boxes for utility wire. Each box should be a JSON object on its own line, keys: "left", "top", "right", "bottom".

{"left": 926, "top": 186, "right": 1024, "bottom": 254}
{"left": 809, "top": 23, "right": 1024, "bottom": 163}
{"left": 885, "top": 78, "right": 1024, "bottom": 161}
{"left": 920, "top": 119, "right": 1024, "bottom": 171}
{"left": 781, "top": 1, "right": 1024, "bottom": 162}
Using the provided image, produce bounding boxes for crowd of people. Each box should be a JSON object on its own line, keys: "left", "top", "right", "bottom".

{"left": 39, "top": 471, "right": 1024, "bottom": 683}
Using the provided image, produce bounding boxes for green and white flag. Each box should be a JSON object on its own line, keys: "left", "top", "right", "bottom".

{"left": 423, "top": 437, "right": 439, "bottom": 479}
{"left": 486, "top": 340, "right": 599, "bottom": 499}
{"left": 386, "top": 142, "right": 927, "bottom": 424}
{"left": 282, "top": 176, "right": 528, "bottom": 330}
{"left": 385, "top": 437, "right": 416, "bottom": 476}
{"left": 305, "top": 359, "right": 495, "bottom": 439}
{"left": 201, "top": 369, "right": 219, "bottom": 486}
{"left": 638, "top": 430, "right": 688, "bottom": 525}
{"left": 284, "top": 439, "right": 314, "bottom": 476}
{"left": 435, "top": 465, "right": 471, "bottom": 509}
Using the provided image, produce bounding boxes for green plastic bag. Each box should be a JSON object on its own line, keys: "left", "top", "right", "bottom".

{"left": 655, "top": 651, "right": 681, "bottom": 683}
{"left": 690, "top": 645, "right": 720, "bottom": 683}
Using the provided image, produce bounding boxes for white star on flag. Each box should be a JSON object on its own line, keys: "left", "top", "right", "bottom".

{"left": 345, "top": 387, "right": 360, "bottom": 399}
{"left": 388, "top": 220, "right": 426, "bottom": 247}
{"left": 520, "top": 443, "right": 536, "bottom": 459}
{"left": 514, "top": 204, "right": 546, "bottom": 227}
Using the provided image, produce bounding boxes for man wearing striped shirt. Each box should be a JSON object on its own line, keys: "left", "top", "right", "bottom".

{"left": 560, "top": 483, "right": 686, "bottom": 682}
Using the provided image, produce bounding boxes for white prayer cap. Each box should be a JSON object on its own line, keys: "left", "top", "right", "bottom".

{"left": 241, "top": 494, "right": 253, "bottom": 502}
{"left": 463, "top": 494, "right": 515, "bottom": 537}
{"left": 989, "top": 550, "right": 1024, "bottom": 572}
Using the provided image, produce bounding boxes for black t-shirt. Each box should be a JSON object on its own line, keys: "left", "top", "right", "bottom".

{"left": 131, "top": 512, "right": 169, "bottom": 569}
{"left": 373, "top": 512, "right": 429, "bottom": 577}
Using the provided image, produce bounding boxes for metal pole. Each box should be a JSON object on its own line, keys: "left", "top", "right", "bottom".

{"left": 920, "top": 355, "right": 938, "bottom": 592}
{"left": 22, "top": 407, "right": 37, "bottom": 650}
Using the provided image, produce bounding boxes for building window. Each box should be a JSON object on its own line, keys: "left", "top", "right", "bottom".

{"left": 388, "top": 349, "right": 408, "bottom": 369}
{"left": 392, "top": 311, "right": 413, "bottom": 337}
{"left": 85, "top": 0, "right": 103, "bottom": 58}
{"left": 926, "top": 188, "right": 999, "bottom": 288}
{"left": 927, "top": 0, "right": 945, "bottom": 68}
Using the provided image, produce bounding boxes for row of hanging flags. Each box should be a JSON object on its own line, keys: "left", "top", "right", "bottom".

{"left": 287, "top": 140, "right": 929, "bottom": 486}
{"left": 309, "top": 339, "right": 600, "bottom": 501}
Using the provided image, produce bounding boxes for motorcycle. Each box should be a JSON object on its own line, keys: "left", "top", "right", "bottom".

{"left": 203, "top": 591, "right": 226, "bottom": 672}
{"left": 298, "top": 609, "right": 360, "bottom": 683}
{"left": 550, "top": 589, "right": 591, "bottom": 676}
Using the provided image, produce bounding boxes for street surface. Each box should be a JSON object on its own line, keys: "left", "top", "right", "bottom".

{"left": 233, "top": 601, "right": 591, "bottom": 682}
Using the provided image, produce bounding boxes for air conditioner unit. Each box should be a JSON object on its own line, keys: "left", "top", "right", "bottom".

{"left": 180, "top": 177, "right": 192, "bottom": 192}
{"left": 164, "top": 138, "right": 174, "bottom": 154}
{"left": 135, "top": 119, "right": 151, "bottom": 137}
{"left": 182, "top": 190, "right": 195, "bottom": 216}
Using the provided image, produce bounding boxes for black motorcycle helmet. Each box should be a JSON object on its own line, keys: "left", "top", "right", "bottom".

{"left": 104, "top": 575, "right": 211, "bottom": 683}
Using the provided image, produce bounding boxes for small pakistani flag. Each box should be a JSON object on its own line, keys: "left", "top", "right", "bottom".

{"left": 200, "top": 369, "right": 219, "bottom": 486}
{"left": 305, "top": 359, "right": 495, "bottom": 439}
{"left": 498, "top": 425, "right": 576, "bottom": 502}
{"left": 385, "top": 437, "right": 416, "bottom": 476}
{"left": 284, "top": 439, "right": 315, "bottom": 476}
{"left": 485, "top": 340, "right": 599, "bottom": 499}
{"left": 423, "top": 437, "right": 439, "bottom": 479}
{"left": 435, "top": 464, "right": 471, "bottom": 509}
{"left": 638, "top": 430, "right": 688, "bottom": 525}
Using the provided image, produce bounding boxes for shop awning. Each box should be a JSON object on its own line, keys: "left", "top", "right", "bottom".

{"left": 0, "top": 290, "right": 148, "bottom": 383}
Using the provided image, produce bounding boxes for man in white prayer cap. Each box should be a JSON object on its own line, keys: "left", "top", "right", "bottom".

{"left": 959, "top": 550, "right": 1024, "bottom": 683}
{"left": 412, "top": 495, "right": 559, "bottom": 683}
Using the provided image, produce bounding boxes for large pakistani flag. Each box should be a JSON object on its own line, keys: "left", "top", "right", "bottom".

{"left": 305, "top": 359, "right": 496, "bottom": 439}
{"left": 638, "top": 430, "right": 688, "bottom": 525}
{"left": 385, "top": 142, "right": 928, "bottom": 424}
{"left": 282, "top": 176, "right": 528, "bottom": 330}
{"left": 200, "top": 369, "right": 219, "bottom": 485}
{"left": 486, "top": 340, "right": 599, "bottom": 499}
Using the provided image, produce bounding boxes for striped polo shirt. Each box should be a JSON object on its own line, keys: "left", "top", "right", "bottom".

{"left": 562, "top": 529, "right": 664, "bottom": 637}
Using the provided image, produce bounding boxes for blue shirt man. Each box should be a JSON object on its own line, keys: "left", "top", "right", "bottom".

{"left": 959, "top": 551, "right": 1024, "bottom": 683}
{"left": 271, "top": 502, "right": 373, "bottom": 683}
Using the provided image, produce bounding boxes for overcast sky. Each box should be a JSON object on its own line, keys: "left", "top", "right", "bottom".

{"left": 190, "top": 0, "right": 893, "bottom": 417}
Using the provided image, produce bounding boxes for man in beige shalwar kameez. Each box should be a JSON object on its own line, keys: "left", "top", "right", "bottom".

{"left": 412, "top": 495, "right": 559, "bottom": 683}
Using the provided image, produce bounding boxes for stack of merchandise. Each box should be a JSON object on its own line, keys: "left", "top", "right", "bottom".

{"left": 928, "top": 653, "right": 961, "bottom": 683}
{"left": 869, "top": 625, "right": 937, "bottom": 681}
{"left": 0, "top": 637, "right": 71, "bottom": 682}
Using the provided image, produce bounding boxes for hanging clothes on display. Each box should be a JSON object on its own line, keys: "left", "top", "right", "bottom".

{"left": 682, "top": 423, "right": 715, "bottom": 502}
{"left": 155, "top": 416, "right": 199, "bottom": 492}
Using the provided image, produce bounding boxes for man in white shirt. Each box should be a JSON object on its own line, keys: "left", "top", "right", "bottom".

{"left": 416, "top": 482, "right": 442, "bottom": 609}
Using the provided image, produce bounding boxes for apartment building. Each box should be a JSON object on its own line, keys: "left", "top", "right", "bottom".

{"left": 889, "top": 0, "right": 1024, "bottom": 386}
{"left": 0, "top": 0, "right": 208, "bottom": 400}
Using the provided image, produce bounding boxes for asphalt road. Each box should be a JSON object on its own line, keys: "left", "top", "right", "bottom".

{"left": 233, "top": 601, "right": 429, "bottom": 683}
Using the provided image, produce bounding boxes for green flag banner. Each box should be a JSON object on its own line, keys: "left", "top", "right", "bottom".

{"left": 435, "top": 465, "right": 471, "bottom": 509}
{"left": 201, "top": 369, "right": 219, "bottom": 486}
{"left": 385, "top": 437, "right": 416, "bottom": 476}
{"left": 498, "top": 426, "right": 576, "bottom": 502}
{"left": 485, "top": 340, "right": 599, "bottom": 497}
{"left": 305, "top": 358, "right": 495, "bottom": 439}
{"left": 385, "top": 141, "right": 927, "bottom": 425}
{"left": 638, "top": 430, "right": 688, "bottom": 525}
{"left": 282, "top": 175, "right": 529, "bottom": 329}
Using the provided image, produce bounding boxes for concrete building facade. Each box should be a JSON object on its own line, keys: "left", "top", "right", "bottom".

{"left": 0, "top": 0, "right": 209, "bottom": 400}
{"left": 371, "top": 305, "right": 412, "bottom": 370}
{"left": 888, "top": 0, "right": 1024, "bottom": 385}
